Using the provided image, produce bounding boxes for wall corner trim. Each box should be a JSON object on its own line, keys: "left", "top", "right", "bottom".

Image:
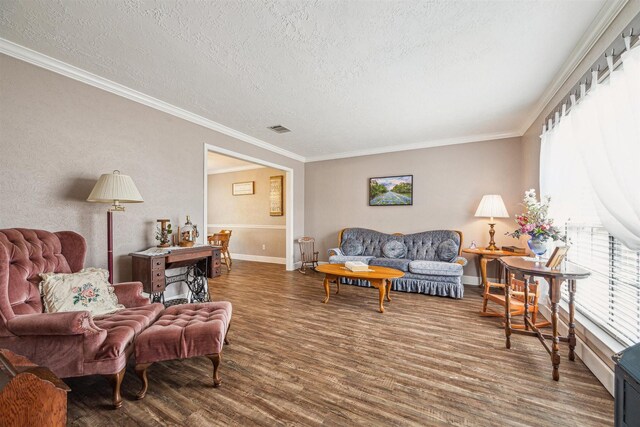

{"left": 305, "top": 132, "right": 521, "bottom": 162}
{"left": 0, "top": 38, "right": 306, "bottom": 163}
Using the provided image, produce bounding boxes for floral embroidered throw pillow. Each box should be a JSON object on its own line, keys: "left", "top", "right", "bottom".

{"left": 40, "top": 268, "right": 124, "bottom": 317}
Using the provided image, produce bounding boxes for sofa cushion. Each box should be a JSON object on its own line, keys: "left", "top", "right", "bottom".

{"left": 403, "top": 230, "right": 461, "bottom": 261}
{"left": 93, "top": 303, "right": 164, "bottom": 359}
{"left": 436, "top": 239, "right": 459, "bottom": 262}
{"left": 408, "top": 260, "right": 463, "bottom": 276}
{"left": 329, "top": 255, "right": 374, "bottom": 264}
{"left": 341, "top": 238, "right": 364, "bottom": 256}
{"left": 382, "top": 240, "right": 407, "bottom": 258}
{"left": 370, "top": 258, "right": 411, "bottom": 272}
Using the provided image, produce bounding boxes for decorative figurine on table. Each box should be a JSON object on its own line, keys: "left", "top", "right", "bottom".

{"left": 469, "top": 240, "right": 477, "bottom": 249}
{"left": 155, "top": 219, "right": 172, "bottom": 248}
{"left": 506, "top": 189, "right": 565, "bottom": 262}
{"left": 179, "top": 215, "right": 199, "bottom": 247}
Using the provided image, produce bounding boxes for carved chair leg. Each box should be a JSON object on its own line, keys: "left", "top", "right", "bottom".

{"left": 135, "top": 363, "right": 152, "bottom": 400}
{"left": 224, "top": 322, "right": 231, "bottom": 345}
{"left": 107, "top": 367, "right": 126, "bottom": 409}
{"left": 206, "top": 353, "right": 222, "bottom": 387}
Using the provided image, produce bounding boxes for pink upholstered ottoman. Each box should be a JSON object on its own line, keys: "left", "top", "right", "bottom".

{"left": 134, "top": 301, "right": 232, "bottom": 399}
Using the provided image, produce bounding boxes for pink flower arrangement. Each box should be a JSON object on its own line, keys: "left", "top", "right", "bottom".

{"left": 507, "top": 189, "right": 565, "bottom": 242}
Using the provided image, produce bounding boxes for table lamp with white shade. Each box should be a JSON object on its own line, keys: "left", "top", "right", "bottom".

{"left": 87, "top": 170, "right": 143, "bottom": 283}
{"left": 474, "top": 194, "right": 509, "bottom": 251}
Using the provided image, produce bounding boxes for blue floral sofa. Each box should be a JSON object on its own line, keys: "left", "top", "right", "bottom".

{"left": 328, "top": 228, "right": 467, "bottom": 299}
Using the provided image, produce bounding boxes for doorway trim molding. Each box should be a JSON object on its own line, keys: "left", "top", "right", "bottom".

{"left": 203, "top": 143, "right": 295, "bottom": 270}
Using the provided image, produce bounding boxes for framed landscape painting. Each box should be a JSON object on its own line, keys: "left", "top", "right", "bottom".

{"left": 369, "top": 175, "right": 413, "bottom": 206}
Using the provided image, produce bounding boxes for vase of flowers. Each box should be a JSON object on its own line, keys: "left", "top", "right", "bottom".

{"left": 507, "top": 189, "right": 565, "bottom": 262}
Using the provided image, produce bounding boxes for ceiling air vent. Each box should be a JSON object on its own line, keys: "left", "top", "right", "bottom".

{"left": 268, "top": 125, "right": 291, "bottom": 134}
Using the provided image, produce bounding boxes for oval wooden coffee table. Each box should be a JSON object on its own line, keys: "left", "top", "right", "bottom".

{"left": 315, "top": 264, "right": 404, "bottom": 313}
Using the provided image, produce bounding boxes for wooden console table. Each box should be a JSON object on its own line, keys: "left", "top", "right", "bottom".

{"left": 498, "top": 256, "right": 590, "bottom": 381}
{"left": 462, "top": 247, "right": 524, "bottom": 288}
{"left": 0, "top": 349, "right": 69, "bottom": 426}
{"left": 130, "top": 245, "right": 221, "bottom": 304}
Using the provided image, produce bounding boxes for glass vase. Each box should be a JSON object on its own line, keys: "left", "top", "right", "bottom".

{"left": 527, "top": 235, "right": 548, "bottom": 262}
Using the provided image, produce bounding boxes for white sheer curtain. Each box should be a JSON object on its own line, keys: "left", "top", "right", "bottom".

{"left": 540, "top": 35, "right": 640, "bottom": 250}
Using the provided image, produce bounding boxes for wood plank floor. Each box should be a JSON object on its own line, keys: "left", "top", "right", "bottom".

{"left": 66, "top": 261, "right": 613, "bottom": 426}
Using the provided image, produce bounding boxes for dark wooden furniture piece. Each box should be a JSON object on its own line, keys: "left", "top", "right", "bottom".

{"left": 130, "top": 245, "right": 221, "bottom": 303}
{"left": 498, "top": 256, "right": 590, "bottom": 381}
{"left": 0, "top": 349, "right": 70, "bottom": 426}
{"left": 614, "top": 342, "right": 640, "bottom": 427}
{"left": 481, "top": 273, "right": 550, "bottom": 329}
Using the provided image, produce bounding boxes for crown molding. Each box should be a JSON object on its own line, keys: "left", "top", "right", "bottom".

{"left": 0, "top": 38, "right": 306, "bottom": 163}
{"left": 304, "top": 131, "right": 521, "bottom": 163}
{"left": 2, "top": 0, "right": 628, "bottom": 166}
{"left": 207, "top": 164, "right": 266, "bottom": 175}
{"left": 518, "top": 0, "right": 629, "bottom": 134}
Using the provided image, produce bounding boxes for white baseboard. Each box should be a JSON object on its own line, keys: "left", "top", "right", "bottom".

{"left": 231, "top": 253, "right": 286, "bottom": 264}
{"left": 293, "top": 260, "right": 328, "bottom": 269}
{"left": 462, "top": 275, "right": 495, "bottom": 286}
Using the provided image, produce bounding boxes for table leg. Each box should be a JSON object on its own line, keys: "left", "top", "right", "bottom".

{"left": 480, "top": 256, "right": 489, "bottom": 288}
{"left": 335, "top": 278, "right": 340, "bottom": 294}
{"left": 322, "top": 276, "right": 331, "bottom": 304}
{"left": 504, "top": 272, "right": 512, "bottom": 349}
{"left": 385, "top": 279, "right": 392, "bottom": 302}
{"left": 551, "top": 297, "right": 561, "bottom": 381}
{"left": 568, "top": 279, "right": 577, "bottom": 362}
{"left": 371, "top": 279, "right": 385, "bottom": 313}
{"left": 523, "top": 276, "right": 530, "bottom": 331}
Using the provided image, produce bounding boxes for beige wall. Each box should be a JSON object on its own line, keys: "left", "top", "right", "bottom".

{"left": 305, "top": 137, "right": 525, "bottom": 279}
{"left": 522, "top": 1, "right": 640, "bottom": 189}
{"left": 207, "top": 167, "right": 286, "bottom": 258}
{"left": 0, "top": 54, "right": 305, "bottom": 282}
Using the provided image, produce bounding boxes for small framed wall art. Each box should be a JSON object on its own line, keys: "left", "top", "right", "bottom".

{"left": 270, "top": 175, "right": 284, "bottom": 216}
{"left": 369, "top": 175, "right": 413, "bottom": 206}
{"left": 232, "top": 181, "right": 255, "bottom": 196}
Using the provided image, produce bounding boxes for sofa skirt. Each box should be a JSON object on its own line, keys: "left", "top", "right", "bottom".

{"left": 341, "top": 277, "right": 464, "bottom": 299}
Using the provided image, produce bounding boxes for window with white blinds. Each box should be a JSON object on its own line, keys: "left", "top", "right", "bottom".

{"left": 564, "top": 222, "right": 640, "bottom": 346}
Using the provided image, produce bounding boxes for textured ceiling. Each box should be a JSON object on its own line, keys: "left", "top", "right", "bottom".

{"left": 0, "top": 0, "right": 606, "bottom": 160}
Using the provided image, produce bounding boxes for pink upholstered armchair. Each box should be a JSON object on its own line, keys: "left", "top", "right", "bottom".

{"left": 0, "top": 229, "right": 164, "bottom": 408}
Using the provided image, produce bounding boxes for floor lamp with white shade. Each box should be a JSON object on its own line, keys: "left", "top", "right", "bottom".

{"left": 87, "top": 170, "right": 143, "bottom": 283}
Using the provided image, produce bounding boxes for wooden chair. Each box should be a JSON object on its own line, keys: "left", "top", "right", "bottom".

{"left": 219, "top": 229, "right": 232, "bottom": 267}
{"left": 480, "top": 274, "right": 550, "bottom": 329}
{"left": 298, "top": 237, "right": 319, "bottom": 274}
{"left": 208, "top": 233, "right": 231, "bottom": 272}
